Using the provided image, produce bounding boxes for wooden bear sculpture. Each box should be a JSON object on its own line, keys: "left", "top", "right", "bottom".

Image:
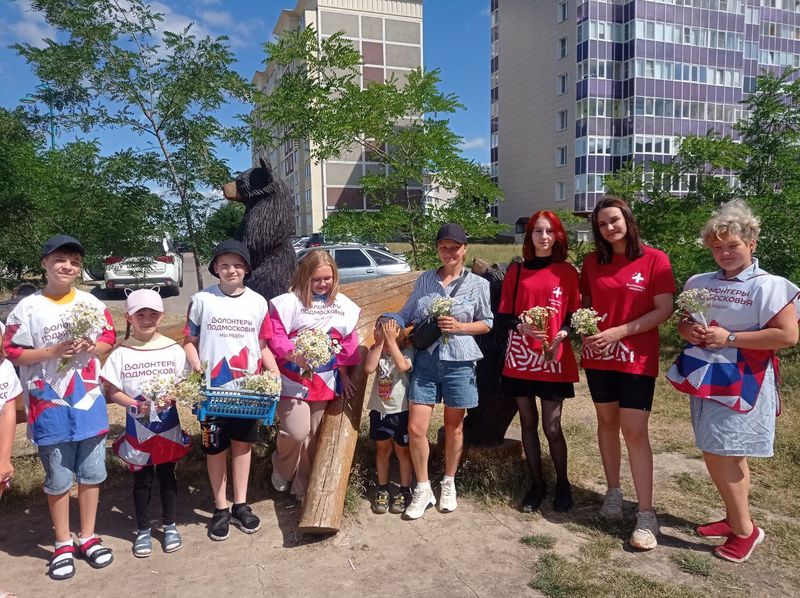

{"left": 222, "top": 157, "right": 297, "bottom": 300}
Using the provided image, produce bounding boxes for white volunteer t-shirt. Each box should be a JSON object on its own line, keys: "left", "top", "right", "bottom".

{"left": 185, "top": 286, "right": 272, "bottom": 388}
{"left": 101, "top": 337, "right": 188, "bottom": 398}
{"left": 0, "top": 360, "right": 23, "bottom": 409}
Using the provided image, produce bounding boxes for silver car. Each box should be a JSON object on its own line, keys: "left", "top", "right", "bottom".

{"left": 297, "top": 244, "right": 411, "bottom": 284}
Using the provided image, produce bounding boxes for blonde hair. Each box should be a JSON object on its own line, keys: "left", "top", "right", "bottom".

{"left": 291, "top": 249, "right": 339, "bottom": 308}
{"left": 700, "top": 199, "right": 761, "bottom": 246}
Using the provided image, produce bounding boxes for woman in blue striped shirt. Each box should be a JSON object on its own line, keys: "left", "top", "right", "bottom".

{"left": 398, "top": 223, "right": 493, "bottom": 520}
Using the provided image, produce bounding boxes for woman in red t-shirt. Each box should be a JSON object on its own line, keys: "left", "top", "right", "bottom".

{"left": 580, "top": 197, "right": 674, "bottom": 551}
{"left": 499, "top": 211, "right": 580, "bottom": 513}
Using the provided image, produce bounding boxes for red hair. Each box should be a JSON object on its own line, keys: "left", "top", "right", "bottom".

{"left": 522, "top": 210, "right": 569, "bottom": 262}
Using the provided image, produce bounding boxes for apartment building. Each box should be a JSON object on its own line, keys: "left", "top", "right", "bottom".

{"left": 253, "top": 0, "right": 423, "bottom": 235}
{"left": 491, "top": 0, "right": 800, "bottom": 224}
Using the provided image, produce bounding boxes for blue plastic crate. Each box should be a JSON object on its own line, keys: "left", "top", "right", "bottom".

{"left": 194, "top": 387, "right": 279, "bottom": 426}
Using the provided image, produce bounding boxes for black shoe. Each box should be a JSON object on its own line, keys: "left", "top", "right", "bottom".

{"left": 521, "top": 485, "right": 546, "bottom": 513}
{"left": 553, "top": 482, "right": 573, "bottom": 513}
{"left": 208, "top": 508, "right": 231, "bottom": 541}
{"left": 231, "top": 504, "right": 262, "bottom": 534}
{"left": 389, "top": 487, "right": 412, "bottom": 515}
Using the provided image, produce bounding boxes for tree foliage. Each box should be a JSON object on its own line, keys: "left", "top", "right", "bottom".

{"left": 253, "top": 27, "right": 505, "bottom": 269}
{"left": 14, "top": 0, "right": 252, "bottom": 289}
{"left": 0, "top": 108, "right": 167, "bottom": 284}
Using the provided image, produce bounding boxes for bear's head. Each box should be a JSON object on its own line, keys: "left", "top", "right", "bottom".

{"left": 223, "top": 157, "right": 284, "bottom": 208}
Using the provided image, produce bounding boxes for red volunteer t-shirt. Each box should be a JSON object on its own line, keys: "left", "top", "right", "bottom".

{"left": 579, "top": 246, "right": 675, "bottom": 377}
{"left": 499, "top": 261, "right": 580, "bottom": 382}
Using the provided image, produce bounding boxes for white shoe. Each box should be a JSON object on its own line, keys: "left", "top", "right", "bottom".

{"left": 403, "top": 485, "right": 436, "bottom": 520}
{"left": 630, "top": 510, "right": 659, "bottom": 551}
{"left": 599, "top": 487, "right": 623, "bottom": 519}
{"left": 439, "top": 478, "right": 458, "bottom": 513}
{"left": 271, "top": 469, "right": 289, "bottom": 493}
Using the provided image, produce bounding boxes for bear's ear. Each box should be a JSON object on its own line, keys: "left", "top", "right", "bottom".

{"left": 259, "top": 157, "right": 269, "bottom": 171}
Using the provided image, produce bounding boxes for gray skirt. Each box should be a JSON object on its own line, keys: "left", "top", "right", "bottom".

{"left": 689, "top": 363, "right": 778, "bottom": 458}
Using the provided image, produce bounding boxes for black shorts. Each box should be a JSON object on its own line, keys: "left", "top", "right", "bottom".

{"left": 584, "top": 369, "right": 656, "bottom": 411}
{"left": 369, "top": 410, "right": 409, "bottom": 446}
{"left": 200, "top": 417, "right": 260, "bottom": 455}
{"left": 501, "top": 376, "right": 575, "bottom": 401}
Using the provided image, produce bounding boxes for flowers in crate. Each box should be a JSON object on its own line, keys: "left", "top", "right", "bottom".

{"left": 171, "top": 370, "right": 205, "bottom": 408}
{"left": 241, "top": 371, "right": 282, "bottom": 396}
{"left": 427, "top": 297, "right": 456, "bottom": 344}
{"left": 294, "top": 328, "right": 342, "bottom": 380}
{"left": 673, "top": 288, "right": 713, "bottom": 327}
{"left": 571, "top": 308, "right": 602, "bottom": 336}
{"left": 57, "top": 301, "right": 111, "bottom": 372}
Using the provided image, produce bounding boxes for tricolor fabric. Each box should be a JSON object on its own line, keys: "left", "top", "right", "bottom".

{"left": 101, "top": 335, "right": 190, "bottom": 469}
{"left": 184, "top": 285, "right": 273, "bottom": 388}
{"left": 269, "top": 292, "right": 361, "bottom": 402}
{"left": 667, "top": 260, "right": 800, "bottom": 413}
{"left": 499, "top": 260, "right": 580, "bottom": 383}
{"left": 3, "top": 289, "right": 115, "bottom": 446}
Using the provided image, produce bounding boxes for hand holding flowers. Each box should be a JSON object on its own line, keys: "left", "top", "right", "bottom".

{"left": 57, "top": 302, "right": 111, "bottom": 372}
{"left": 518, "top": 306, "right": 558, "bottom": 353}
{"left": 292, "top": 328, "right": 342, "bottom": 380}
{"left": 429, "top": 297, "right": 456, "bottom": 344}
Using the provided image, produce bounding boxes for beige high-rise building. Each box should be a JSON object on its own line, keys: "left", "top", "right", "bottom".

{"left": 490, "top": 0, "right": 575, "bottom": 231}
{"left": 253, "top": 0, "right": 423, "bottom": 236}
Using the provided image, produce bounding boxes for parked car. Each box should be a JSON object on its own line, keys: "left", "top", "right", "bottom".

{"left": 103, "top": 238, "right": 184, "bottom": 296}
{"left": 296, "top": 244, "right": 411, "bottom": 284}
{"left": 304, "top": 233, "right": 326, "bottom": 248}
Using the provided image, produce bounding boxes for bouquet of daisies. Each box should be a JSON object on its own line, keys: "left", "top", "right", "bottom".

{"left": 294, "top": 329, "right": 342, "bottom": 380}
{"left": 673, "top": 288, "right": 713, "bottom": 328}
{"left": 241, "top": 371, "right": 282, "bottom": 396}
{"left": 57, "top": 301, "right": 111, "bottom": 372}
{"left": 519, "top": 306, "right": 558, "bottom": 352}
{"left": 428, "top": 297, "right": 456, "bottom": 344}
{"left": 138, "top": 374, "right": 178, "bottom": 423}
{"left": 571, "top": 308, "right": 602, "bottom": 336}
{"left": 170, "top": 370, "right": 205, "bottom": 408}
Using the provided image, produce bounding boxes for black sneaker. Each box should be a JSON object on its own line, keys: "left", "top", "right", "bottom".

{"left": 552, "top": 482, "right": 573, "bottom": 513}
{"left": 521, "top": 485, "right": 546, "bottom": 513}
{"left": 231, "top": 504, "right": 261, "bottom": 534}
{"left": 208, "top": 508, "right": 231, "bottom": 541}
{"left": 389, "top": 488, "right": 412, "bottom": 514}
{"left": 371, "top": 489, "right": 390, "bottom": 514}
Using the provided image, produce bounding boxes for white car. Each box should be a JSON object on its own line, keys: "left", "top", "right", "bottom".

{"left": 103, "top": 238, "right": 184, "bottom": 296}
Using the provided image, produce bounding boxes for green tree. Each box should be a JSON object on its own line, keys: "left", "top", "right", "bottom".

{"left": 252, "top": 27, "right": 505, "bottom": 269}
{"left": 197, "top": 201, "right": 246, "bottom": 260}
{"left": 14, "top": 0, "right": 252, "bottom": 289}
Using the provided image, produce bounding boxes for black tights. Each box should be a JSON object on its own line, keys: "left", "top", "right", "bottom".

{"left": 515, "top": 396, "right": 569, "bottom": 488}
{"left": 133, "top": 462, "right": 177, "bottom": 530}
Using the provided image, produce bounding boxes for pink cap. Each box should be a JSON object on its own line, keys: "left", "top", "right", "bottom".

{"left": 125, "top": 289, "right": 164, "bottom": 315}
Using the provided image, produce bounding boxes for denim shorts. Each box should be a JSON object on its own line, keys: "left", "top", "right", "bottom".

{"left": 38, "top": 434, "right": 108, "bottom": 495}
{"left": 409, "top": 347, "right": 479, "bottom": 409}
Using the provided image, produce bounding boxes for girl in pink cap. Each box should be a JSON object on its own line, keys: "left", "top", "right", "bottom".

{"left": 101, "top": 289, "right": 190, "bottom": 558}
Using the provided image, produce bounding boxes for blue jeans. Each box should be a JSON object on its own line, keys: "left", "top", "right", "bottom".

{"left": 38, "top": 434, "right": 107, "bottom": 495}
{"left": 409, "top": 346, "right": 479, "bottom": 409}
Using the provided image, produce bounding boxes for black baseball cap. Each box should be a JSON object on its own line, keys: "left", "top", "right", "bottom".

{"left": 435, "top": 223, "right": 468, "bottom": 245}
{"left": 209, "top": 239, "right": 252, "bottom": 278}
{"left": 42, "top": 235, "right": 85, "bottom": 258}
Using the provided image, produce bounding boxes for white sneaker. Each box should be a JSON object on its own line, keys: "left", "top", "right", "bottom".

{"left": 599, "top": 487, "right": 623, "bottom": 519}
{"left": 630, "top": 510, "right": 659, "bottom": 550}
{"left": 439, "top": 478, "right": 458, "bottom": 513}
{"left": 271, "top": 469, "right": 289, "bottom": 493}
{"left": 403, "top": 485, "right": 436, "bottom": 520}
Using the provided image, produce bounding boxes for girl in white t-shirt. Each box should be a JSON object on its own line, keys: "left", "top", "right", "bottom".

{"left": 101, "top": 290, "right": 190, "bottom": 558}
{"left": 364, "top": 314, "right": 414, "bottom": 515}
{"left": 0, "top": 345, "right": 23, "bottom": 494}
{"left": 268, "top": 250, "right": 362, "bottom": 502}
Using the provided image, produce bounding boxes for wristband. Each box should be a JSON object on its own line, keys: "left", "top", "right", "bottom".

{"left": 127, "top": 404, "right": 140, "bottom": 417}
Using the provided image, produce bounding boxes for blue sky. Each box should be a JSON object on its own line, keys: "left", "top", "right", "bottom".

{"left": 0, "top": 0, "right": 491, "bottom": 171}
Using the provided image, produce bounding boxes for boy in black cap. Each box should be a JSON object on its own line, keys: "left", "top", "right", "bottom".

{"left": 4, "top": 235, "right": 116, "bottom": 580}
{"left": 184, "top": 239, "right": 279, "bottom": 541}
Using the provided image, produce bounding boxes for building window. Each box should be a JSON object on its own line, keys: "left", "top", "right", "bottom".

{"left": 558, "top": 1, "right": 568, "bottom": 23}
{"left": 304, "top": 160, "right": 311, "bottom": 179}
{"left": 556, "top": 146, "right": 567, "bottom": 166}
{"left": 555, "top": 181, "right": 566, "bottom": 202}
{"left": 557, "top": 73, "right": 568, "bottom": 95}
{"left": 558, "top": 36, "right": 568, "bottom": 59}
{"left": 557, "top": 109, "right": 568, "bottom": 131}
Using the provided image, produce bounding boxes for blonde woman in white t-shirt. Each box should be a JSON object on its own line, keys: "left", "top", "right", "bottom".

{"left": 363, "top": 314, "right": 414, "bottom": 515}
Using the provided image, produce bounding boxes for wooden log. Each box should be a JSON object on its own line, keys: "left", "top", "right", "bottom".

{"left": 298, "top": 272, "right": 420, "bottom": 534}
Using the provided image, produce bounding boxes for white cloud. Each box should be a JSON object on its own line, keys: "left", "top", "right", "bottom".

{"left": 6, "top": 0, "right": 56, "bottom": 48}
{"left": 199, "top": 9, "right": 235, "bottom": 29}
{"left": 460, "top": 136, "right": 488, "bottom": 151}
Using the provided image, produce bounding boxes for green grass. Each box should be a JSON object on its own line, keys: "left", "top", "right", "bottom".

{"left": 671, "top": 551, "right": 717, "bottom": 578}
{"left": 520, "top": 534, "right": 556, "bottom": 549}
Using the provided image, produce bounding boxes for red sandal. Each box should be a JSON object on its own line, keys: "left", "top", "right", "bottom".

{"left": 48, "top": 544, "right": 76, "bottom": 581}
{"left": 77, "top": 537, "right": 114, "bottom": 569}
